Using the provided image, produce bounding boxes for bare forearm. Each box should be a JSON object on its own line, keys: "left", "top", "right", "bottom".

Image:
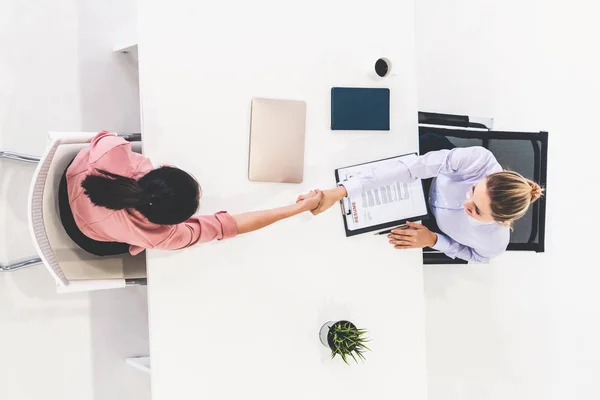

{"left": 233, "top": 203, "right": 304, "bottom": 235}
{"left": 310, "top": 186, "right": 348, "bottom": 215}
{"left": 332, "top": 185, "right": 347, "bottom": 199}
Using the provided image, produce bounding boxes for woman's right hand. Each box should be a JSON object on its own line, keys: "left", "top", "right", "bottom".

{"left": 298, "top": 186, "right": 347, "bottom": 216}
{"left": 296, "top": 190, "right": 323, "bottom": 212}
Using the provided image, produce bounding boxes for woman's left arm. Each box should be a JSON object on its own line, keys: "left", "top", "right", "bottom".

{"left": 428, "top": 232, "right": 501, "bottom": 263}
{"left": 388, "top": 221, "right": 505, "bottom": 263}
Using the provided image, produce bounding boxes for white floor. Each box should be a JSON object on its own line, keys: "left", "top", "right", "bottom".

{"left": 2, "top": 1, "right": 600, "bottom": 400}
{"left": 417, "top": 0, "right": 600, "bottom": 399}
{"left": 1, "top": 273, "right": 151, "bottom": 400}
{"left": 0, "top": 0, "right": 149, "bottom": 399}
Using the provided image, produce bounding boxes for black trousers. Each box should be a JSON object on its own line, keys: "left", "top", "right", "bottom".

{"left": 419, "top": 133, "right": 456, "bottom": 234}
{"left": 59, "top": 162, "right": 130, "bottom": 256}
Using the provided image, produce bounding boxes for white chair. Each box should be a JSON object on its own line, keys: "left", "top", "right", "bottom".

{"left": 2, "top": 132, "right": 146, "bottom": 292}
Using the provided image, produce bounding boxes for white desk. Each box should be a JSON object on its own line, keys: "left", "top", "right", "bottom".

{"left": 138, "top": 1, "right": 427, "bottom": 399}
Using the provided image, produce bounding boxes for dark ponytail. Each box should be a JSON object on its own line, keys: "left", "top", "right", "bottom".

{"left": 82, "top": 166, "right": 200, "bottom": 225}
{"left": 82, "top": 169, "right": 149, "bottom": 210}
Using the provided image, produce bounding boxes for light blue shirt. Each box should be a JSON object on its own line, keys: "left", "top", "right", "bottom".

{"left": 340, "top": 147, "right": 510, "bottom": 263}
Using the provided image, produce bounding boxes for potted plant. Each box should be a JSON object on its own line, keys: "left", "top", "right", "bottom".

{"left": 319, "top": 320, "right": 370, "bottom": 364}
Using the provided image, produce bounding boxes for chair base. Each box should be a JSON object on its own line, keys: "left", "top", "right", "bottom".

{"left": 1, "top": 152, "right": 41, "bottom": 272}
{"left": 0, "top": 257, "right": 43, "bottom": 272}
{"left": 0, "top": 151, "right": 41, "bottom": 163}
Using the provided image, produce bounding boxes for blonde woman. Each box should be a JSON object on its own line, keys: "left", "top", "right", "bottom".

{"left": 301, "top": 141, "right": 543, "bottom": 263}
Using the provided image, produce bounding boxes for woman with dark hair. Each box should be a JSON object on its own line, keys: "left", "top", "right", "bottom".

{"left": 61, "top": 131, "right": 322, "bottom": 256}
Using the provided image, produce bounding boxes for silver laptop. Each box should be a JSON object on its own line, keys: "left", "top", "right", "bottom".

{"left": 248, "top": 98, "right": 307, "bottom": 183}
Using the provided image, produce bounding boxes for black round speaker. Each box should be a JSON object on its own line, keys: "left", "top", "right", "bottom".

{"left": 375, "top": 58, "right": 390, "bottom": 77}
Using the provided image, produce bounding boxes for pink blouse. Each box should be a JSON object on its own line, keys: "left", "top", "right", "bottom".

{"left": 66, "top": 131, "right": 238, "bottom": 255}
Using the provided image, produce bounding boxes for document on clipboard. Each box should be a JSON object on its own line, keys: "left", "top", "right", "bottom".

{"left": 335, "top": 153, "right": 428, "bottom": 237}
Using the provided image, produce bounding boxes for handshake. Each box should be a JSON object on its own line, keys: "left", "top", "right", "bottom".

{"left": 293, "top": 186, "right": 437, "bottom": 250}
{"left": 295, "top": 186, "right": 348, "bottom": 216}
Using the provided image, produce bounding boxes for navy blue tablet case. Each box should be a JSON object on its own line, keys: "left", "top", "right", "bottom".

{"left": 331, "top": 87, "right": 390, "bottom": 131}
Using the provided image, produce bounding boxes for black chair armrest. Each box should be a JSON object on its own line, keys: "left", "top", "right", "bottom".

{"left": 423, "top": 248, "right": 469, "bottom": 265}
{"left": 418, "top": 111, "right": 490, "bottom": 130}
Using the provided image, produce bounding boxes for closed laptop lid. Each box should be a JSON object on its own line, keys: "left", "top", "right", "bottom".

{"left": 249, "top": 98, "right": 306, "bottom": 183}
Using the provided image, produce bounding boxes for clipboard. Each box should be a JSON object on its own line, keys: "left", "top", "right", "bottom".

{"left": 334, "top": 152, "right": 429, "bottom": 237}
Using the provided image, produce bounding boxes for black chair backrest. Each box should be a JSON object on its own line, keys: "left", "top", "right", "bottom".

{"left": 419, "top": 126, "right": 548, "bottom": 264}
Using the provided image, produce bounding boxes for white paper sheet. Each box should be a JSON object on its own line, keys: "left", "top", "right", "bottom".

{"left": 338, "top": 153, "right": 428, "bottom": 232}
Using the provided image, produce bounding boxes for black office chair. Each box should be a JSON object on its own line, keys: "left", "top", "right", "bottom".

{"left": 418, "top": 112, "right": 548, "bottom": 265}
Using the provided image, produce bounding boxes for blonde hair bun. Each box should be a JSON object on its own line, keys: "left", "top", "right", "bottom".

{"left": 486, "top": 170, "right": 543, "bottom": 224}
{"left": 529, "top": 181, "right": 544, "bottom": 202}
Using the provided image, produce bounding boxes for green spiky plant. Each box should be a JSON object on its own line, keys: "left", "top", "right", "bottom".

{"left": 328, "top": 321, "right": 370, "bottom": 365}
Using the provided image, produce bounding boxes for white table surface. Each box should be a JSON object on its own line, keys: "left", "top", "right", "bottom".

{"left": 138, "top": 1, "right": 427, "bottom": 399}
